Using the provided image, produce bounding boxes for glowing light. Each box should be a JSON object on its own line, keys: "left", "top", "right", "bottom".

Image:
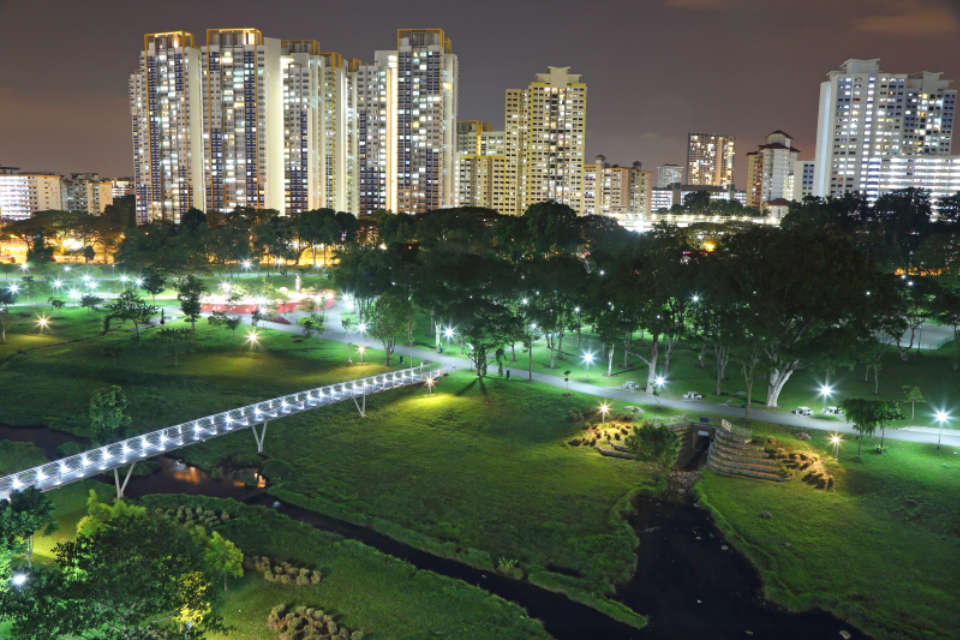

{"left": 830, "top": 434, "right": 841, "bottom": 445}
{"left": 52, "top": 279, "right": 63, "bottom": 288}
{"left": 599, "top": 402, "right": 610, "bottom": 424}
{"left": 135, "top": 277, "right": 144, "bottom": 287}
{"left": 246, "top": 330, "right": 260, "bottom": 347}
{"left": 68, "top": 288, "right": 80, "bottom": 299}
{"left": 82, "top": 275, "right": 91, "bottom": 283}
{"left": 20, "top": 263, "right": 29, "bottom": 272}
{"left": 120, "top": 275, "right": 128, "bottom": 283}
{"left": 35, "top": 314, "right": 49, "bottom": 332}
{"left": 8, "top": 284, "right": 19, "bottom": 294}
{"left": 655, "top": 376, "right": 666, "bottom": 388}
{"left": 443, "top": 327, "right": 455, "bottom": 339}
{"left": 521, "top": 298, "right": 529, "bottom": 305}
{"left": 819, "top": 384, "right": 833, "bottom": 398}
{"left": 63, "top": 266, "right": 71, "bottom": 272}
{"left": 935, "top": 410, "right": 950, "bottom": 424}
{"left": 220, "top": 282, "right": 232, "bottom": 293}
{"left": 530, "top": 322, "right": 537, "bottom": 330}
{"left": 425, "top": 376, "right": 435, "bottom": 394}
{"left": 241, "top": 259, "right": 252, "bottom": 270}
{"left": 581, "top": 351, "right": 596, "bottom": 365}
{"left": 11, "top": 573, "right": 27, "bottom": 587}
{"left": 357, "top": 322, "right": 367, "bottom": 334}
{"left": 691, "top": 294, "right": 700, "bottom": 303}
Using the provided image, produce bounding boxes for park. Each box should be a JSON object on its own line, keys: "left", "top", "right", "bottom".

{"left": 1, "top": 196, "right": 959, "bottom": 639}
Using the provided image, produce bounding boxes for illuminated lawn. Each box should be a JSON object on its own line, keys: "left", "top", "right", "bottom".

{"left": 695, "top": 423, "right": 960, "bottom": 640}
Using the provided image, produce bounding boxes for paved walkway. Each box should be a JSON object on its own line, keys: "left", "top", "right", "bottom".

{"left": 246, "top": 306, "right": 960, "bottom": 449}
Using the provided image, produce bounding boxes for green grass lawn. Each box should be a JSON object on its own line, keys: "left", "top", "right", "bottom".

{"left": 140, "top": 494, "right": 552, "bottom": 640}
{"left": 695, "top": 423, "right": 960, "bottom": 640}
{"left": 177, "top": 371, "right": 659, "bottom": 627}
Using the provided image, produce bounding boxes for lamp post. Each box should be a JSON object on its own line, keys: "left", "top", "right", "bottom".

{"left": 819, "top": 383, "right": 833, "bottom": 410}
{"left": 654, "top": 375, "right": 666, "bottom": 404}
{"left": 935, "top": 409, "right": 950, "bottom": 451}
{"left": 425, "top": 376, "right": 435, "bottom": 395}
{"left": 36, "top": 314, "right": 49, "bottom": 333}
{"left": 10, "top": 572, "right": 27, "bottom": 588}
{"left": 357, "top": 345, "right": 365, "bottom": 363}
{"left": 830, "top": 433, "right": 841, "bottom": 460}
{"left": 581, "top": 351, "right": 596, "bottom": 380}
{"left": 246, "top": 330, "right": 260, "bottom": 351}
{"left": 599, "top": 402, "right": 610, "bottom": 425}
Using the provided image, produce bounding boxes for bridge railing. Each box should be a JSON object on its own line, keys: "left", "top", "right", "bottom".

{"left": 0, "top": 363, "right": 442, "bottom": 501}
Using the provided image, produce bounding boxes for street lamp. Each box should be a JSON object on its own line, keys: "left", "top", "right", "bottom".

{"left": 691, "top": 293, "right": 700, "bottom": 303}
{"left": 581, "top": 351, "right": 596, "bottom": 378}
{"left": 935, "top": 409, "right": 951, "bottom": 450}
{"left": 425, "top": 376, "right": 435, "bottom": 395}
{"left": 830, "top": 433, "right": 841, "bottom": 460}
{"left": 135, "top": 277, "right": 144, "bottom": 287}
{"left": 246, "top": 330, "right": 260, "bottom": 350}
{"left": 357, "top": 322, "right": 367, "bottom": 334}
{"left": 357, "top": 345, "right": 365, "bottom": 363}
{"left": 20, "top": 263, "right": 29, "bottom": 272}
{"left": 599, "top": 402, "right": 610, "bottom": 425}
{"left": 52, "top": 279, "right": 63, "bottom": 289}
{"left": 443, "top": 326, "right": 455, "bottom": 343}
{"left": 819, "top": 383, "right": 833, "bottom": 410}
{"left": 241, "top": 259, "right": 252, "bottom": 271}
{"left": 36, "top": 314, "right": 49, "bottom": 333}
{"left": 8, "top": 283, "right": 19, "bottom": 294}
{"left": 11, "top": 572, "right": 27, "bottom": 587}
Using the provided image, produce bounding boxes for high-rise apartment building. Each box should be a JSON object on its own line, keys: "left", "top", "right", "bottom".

{"left": 867, "top": 156, "right": 960, "bottom": 214}
{"left": 278, "top": 40, "right": 326, "bottom": 215}
{"left": 813, "top": 59, "right": 957, "bottom": 198}
{"left": 111, "top": 178, "right": 135, "bottom": 200}
{"left": 355, "top": 51, "right": 394, "bottom": 215}
{"left": 202, "top": 28, "right": 283, "bottom": 213}
{"left": 744, "top": 131, "right": 800, "bottom": 209}
{"left": 686, "top": 133, "right": 735, "bottom": 188}
{"left": 504, "top": 66, "right": 587, "bottom": 215}
{"left": 456, "top": 120, "right": 508, "bottom": 209}
{"left": 62, "top": 173, "right": 114, "bottom": 214}
{"left": 392, "top": 29, "right": 458, "bottom": 213}
{"left": 130, "top": 31, "right": 205, "bottom": 224}
{"left": 794, "top": 161, "right": 815, "bottom": 200}
{"left": 0, "top": 168, "right": 64, "bottom": 221}
{"left": 582, "top": 156, "right": 652, "bottom": 216}
{"left": 656, "top": 163, "right": 683, "bottom": 188}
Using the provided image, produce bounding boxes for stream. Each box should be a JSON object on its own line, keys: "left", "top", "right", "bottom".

{"left": 3, "top": 424, "right": 868, "bottom": 639}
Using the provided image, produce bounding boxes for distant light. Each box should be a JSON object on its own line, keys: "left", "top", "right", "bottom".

{"left": 220, "top": 282, "right": 232, "bottom": 293}
{"left": 120, "top": 275, "right": 128, "bottom": 283}
{"left": 52, "top": 279, "right": 63, "bottom": 288}
{"left": 935, "top": 410, "right": 950, "bottom": 424}
{"left": 7, "top": 284, "right": 19, "bottom": 294}
{"left": 135, "top": 277, "right": 144, "bottom": 287}
{"left": 11, "top": 573, "right": 27, "bottom": 587}
{"left": 357, "top": 345, "right": 365, "bottom": 353}
{"left": 357, "top": 322, "right": 367, "bottom": 334}
{"left": 599, "top": 269, "right": 605, "bottom": 276}
{"left": 36, "top": 315, "right": 49, "bottom": 331}
{"left": 830, "top": 434, "right": 841, "bottom": 445}
{"left": 581, "top": 351, "right": 596, "bottom": 365}
{"left": 63, "top": 266, "right": 71, "bottom": 272}
{"left": 655, "top": 376, "right": 666, "bottom": 387}
{"left": 82, "top": 275, "right": 91, "bottom": 283}
{"left": 443, "top": 327, "right": 455, "bottom": 339}
{"left": 246, "top": 330, "right": 260, "bottom": 346}
{"left": 691, "top": 294, "right": 700, "bottom": 303}
{"left": 19, "top": 263, "right": 29, "bottom": 272}
{"left": 521, "top": 298, "right": 528, "bottom": 305}
{"left": 241, "top": 259, "right": 252, "bottom": 270}
{"left": 574, "top": 306, "right": 580, "bottom": 313}
{"left": 820, "top": 384, "right": 833, "bottom": 398}
{"left": 530, "top": 322, "right": 537, "bottom": 330}
{"left": 68, "top": 288, "right": 80, "bottom": 299}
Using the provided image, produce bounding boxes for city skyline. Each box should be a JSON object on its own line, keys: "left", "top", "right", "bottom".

{"left": 3, "top": 0, "right": 959, "bottom": 186}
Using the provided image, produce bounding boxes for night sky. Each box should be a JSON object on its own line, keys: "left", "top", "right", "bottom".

{"left": 2, "top": 0, "right": 959, "bottom": 185}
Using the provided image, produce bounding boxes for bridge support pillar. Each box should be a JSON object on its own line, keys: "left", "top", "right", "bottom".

{"left": 114, "top": 462, "right": 137, "bottom": 499}
{"left": 252, "top": 422, "right": 269, "bottom": 454}
{"left": 352, "top": 384, "right": 366, "bottom": 417}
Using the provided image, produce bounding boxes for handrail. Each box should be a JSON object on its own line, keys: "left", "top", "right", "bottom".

{"left": 0, "top": 363, "right": 443, "bottom": 501}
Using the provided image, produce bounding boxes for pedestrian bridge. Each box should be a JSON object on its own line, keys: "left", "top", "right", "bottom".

{"left": 0, "top": 363, "right": 442, "bottom": 501}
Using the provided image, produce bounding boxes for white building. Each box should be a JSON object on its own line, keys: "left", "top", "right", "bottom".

{"left": 745, "top": 131, "right": 800, "bottom": 208}
{"left": 63, "top": 173, "right": 114, "bottom": 214}
{"left": 656, "top": 163, "right": 683, "bottom": 188}
{"left": 795, "top": 161, "right": 815, "bottom": 200}
{"left": 813, "top": 58, "right": 957, "bottom": 198}
{"left": 130, "top": 31, "right": 206, "bottom": 223}
{"left": 867, "top": 155, "right": 960, "bottom": 214}
{"left": 0, "top": 168, "right": 64, "bottom": 221}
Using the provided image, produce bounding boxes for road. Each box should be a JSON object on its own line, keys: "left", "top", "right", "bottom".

{"left": 241, "top": 304, "right": 960, "bottom": 449}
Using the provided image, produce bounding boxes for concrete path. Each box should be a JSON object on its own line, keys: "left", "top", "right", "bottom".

{"left": 247, "top": 306, "right": 960, "bottom": 449}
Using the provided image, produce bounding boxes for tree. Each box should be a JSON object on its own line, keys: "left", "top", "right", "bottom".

{"left": 176, "top": 275, "right": 207, "bottom": 330}
{"left": 80, "top": 294, "right": 103, "bottom": 311}
{"left": 0, "top": 488, "right": 57, "bottom": 568}
{"left": 203, "top": 530, "right": 243, "bottom": 592}
{"left": 522, "top": 201, "right": 580, "bottom": 257}
{"left": 368, "top": 292, "right": 414, "bottom": 365}
{"left": 0, "top": 286, "right": 15, "bottom": 344}
{"left": 624, "top": 422, "right": 681, "bottom": 473}
{"left": 841, "top": 398, "right": 903, "bottom": 456}
{"left": 90, "top": 385, "right": 134, "bottom": 496}
{"left": 141, "top": 265, "right": 166, "bottom": 303}
{"left": 902, "top": 385, "right": 925, "bottom": 420}
{"left": 1, "top": 508, "right": 225, "bottom": 639}
{"left": 103, "top": 290, "right": 158, "bottom": 340}
{"left": 158, "top": 327, "right": 195, "bottom": 366}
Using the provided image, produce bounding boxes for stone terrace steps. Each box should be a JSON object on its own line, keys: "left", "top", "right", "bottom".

{"left": 706, "top": 422, "right": 787, "bottom": 482}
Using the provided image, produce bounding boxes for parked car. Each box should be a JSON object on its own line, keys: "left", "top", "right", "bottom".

{"left": 620, "top": 381, "right": 641, "bottom": 391}
{"left": 683, "top": 391, "right": 704, "bottom": 400}
{"left": 822, "top": 406, "right": 844, "bottom": 417}
{"left": 792, "top": 406, "right": 814, "bottom": 417}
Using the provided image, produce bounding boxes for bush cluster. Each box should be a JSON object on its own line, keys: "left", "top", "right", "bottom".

{"left": 245, "top": 555, "right": 323, "bottom": 586}
{"left": 267, "top": 603, "right": 365, "bottom": 640}
{"left": 156, "top": 505, "right": 230, "bottom": 529}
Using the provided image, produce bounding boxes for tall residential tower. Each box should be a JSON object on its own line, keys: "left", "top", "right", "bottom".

{"left": 686, "top": 133, "right": 735, "bottom": 188}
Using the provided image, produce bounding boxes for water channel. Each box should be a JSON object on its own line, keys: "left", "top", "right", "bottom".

{"left": 2, "top": 424, "right": 869, "bottom": 639}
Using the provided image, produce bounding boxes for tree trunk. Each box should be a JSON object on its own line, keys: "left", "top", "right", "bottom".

{"left": 623, "top": 333, "right": 630, "bottom": 369}
{"left": 511, "top": 342, "right": 516, "bottom": 361}
{"left": 873, "top": 364, "right": 880, "bottom": 395}
{"left": 434, "top": 321, "right": 441, "bottom": 351}
{"left": 765, "top": 363, "right": 797, "bottom": 408}
{"left": 714, "top": 345, "right": 728, "bottom": 396}
{"left": 741, "top": 359, "right": 757, "bottom": 420}
{"left": 607, "top": 343, "right": 614, "bottom": 377}
{"left": 527, "top": 340, "right": 533, "bottom": 381}
{"left": 556, "top": 327, "right": 565, "bottom": 361}
{"left": 698, "top": 344, "right": 706, "bottom": 369}
{"left": 664, "top": 335, "right": 676, "bottom": 375}
{"left": 644, "top": 333, "right": 660, "bottom": 394}
{"left": 548, "top": 334, "right": 558, "bottom": 369}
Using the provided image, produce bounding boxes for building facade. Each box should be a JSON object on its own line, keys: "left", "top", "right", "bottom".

{"left": 867, "top": 155, "right": 960, "bottom": 214}
{"left": 503, "top": 66, "right": 587, "bottom": 215}
{"left": 0, "top": 169, "right": 64, "bottom": 221}
{"left": 130, "top": 31, "right": 206, "bottom": 224}
{"left": 582, "top": 156, "right": 652, "bottom": 216}
{"left": 62, "top": 173, "right": 114, "bottom": 214}
{"left": 686, "top": 133, "right": 735, "bottom": 188}
{"left": 795, "top": 160, "right": 815, "bottom": 200}
{"left": 656, "top": 163, "right": 683, "bottom": 188}
{"left": 813, "top": 58, "right": 957, "bottom": 198}
{"left": 744, "top": 131, "right": 800, "bottom": 209}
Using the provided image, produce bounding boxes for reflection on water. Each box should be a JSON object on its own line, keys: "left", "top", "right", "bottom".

{"left": 123, "top": 458, "right": 267, "bottom": 499}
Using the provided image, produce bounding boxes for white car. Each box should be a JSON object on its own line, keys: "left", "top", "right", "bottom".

{"left": 683, "top": 391, "right": 704, "bottom": 400}
{"left": 822, "top": 406, "right": 844, "bottom": 417}
{"left": 792, "top": 406, "right": 814, "bottom": 417}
